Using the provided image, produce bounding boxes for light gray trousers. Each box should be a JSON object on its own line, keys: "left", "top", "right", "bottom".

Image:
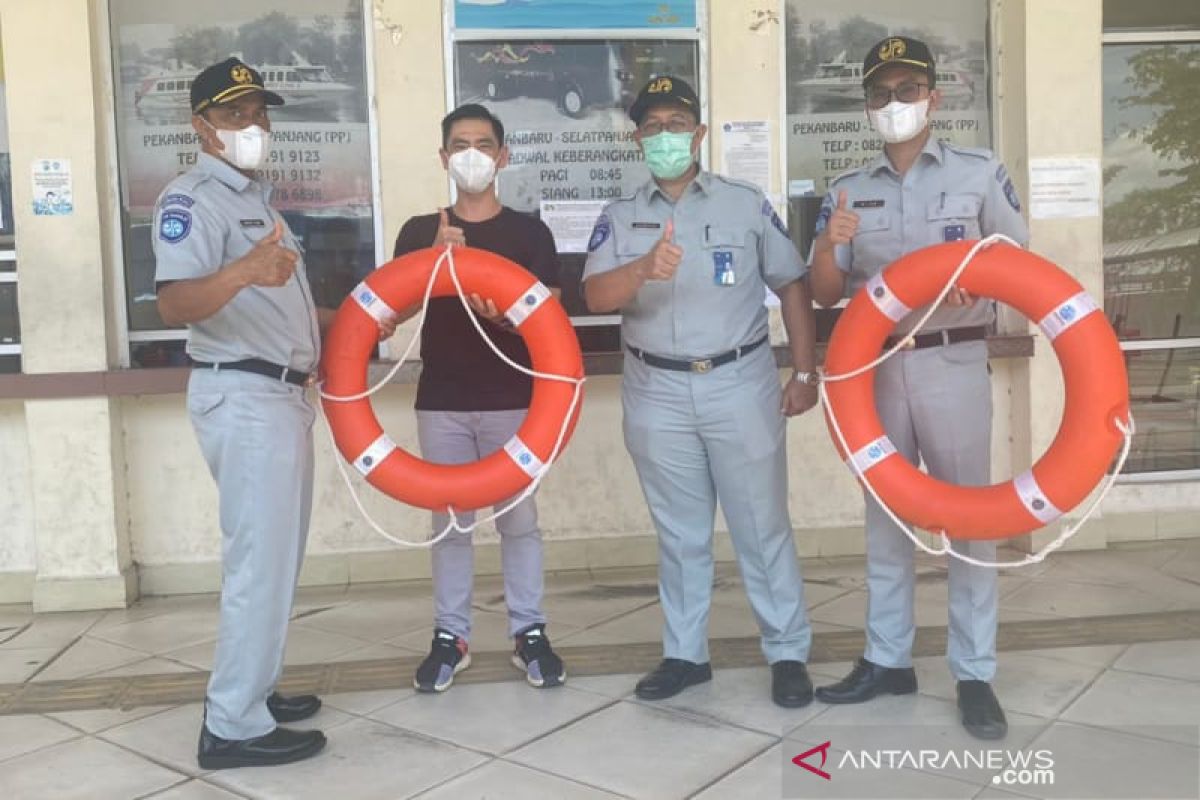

{"left": 864, "top": 340, "right": 999, "bottom": 681}
{"left": 188, "top": 368, "right": 314, "bottom": 740}
{"left": 621, "top": 345, "right": 812, "bottom": 665}
{"left": 416, "top": 409, "right": 545, "bottom": 640}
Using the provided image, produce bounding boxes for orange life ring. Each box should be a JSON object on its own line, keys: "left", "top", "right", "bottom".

{"left": 823, "top": 240, "right": 1130, "bottom": 540}
{"left": 320, "top": 246, "right": 584, "bottom": 512}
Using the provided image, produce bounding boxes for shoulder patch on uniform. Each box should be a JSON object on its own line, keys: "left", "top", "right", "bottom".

{"left": 161, "top": 193, "right": 194, "bottom": 209}
{"left": 159, "top": 209, "right": 192, "bottom": 244}
{"left": 1002, "top": 176, "right": 1021, "bottom": 211}
{"left": 761, "top": 198, "right": 788, "bottom": 236}
{"left": 587, "top": 214, "right": 611, "bottom": 252}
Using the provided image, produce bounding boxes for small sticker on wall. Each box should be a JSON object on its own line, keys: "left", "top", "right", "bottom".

{"left": 32, "top": 159, "right": 73, "bottom": 216}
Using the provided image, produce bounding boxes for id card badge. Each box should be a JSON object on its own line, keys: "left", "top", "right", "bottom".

{"left": 713, "top": 251, "right": 735, "bottom": 286}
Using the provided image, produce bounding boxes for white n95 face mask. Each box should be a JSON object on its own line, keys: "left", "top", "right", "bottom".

{"left": 869, "top": 99, "right": 930, "bottom": 144}
{"left": 447, "top": 147, "right": 498, "bottom": 194}
{"left": 204, "top": 118, "right": 270, "bottom": 170}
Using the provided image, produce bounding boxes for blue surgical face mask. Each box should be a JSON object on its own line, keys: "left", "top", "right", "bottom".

{"left": 641, "top": 131, "right": 695, "bottom": 180}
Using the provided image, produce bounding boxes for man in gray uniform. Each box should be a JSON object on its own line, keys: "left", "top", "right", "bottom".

{"left": 808, "top": 37, "right": 1028, "bottom": 739}
{"left": 154, "top": 58, "right": 368, "bottom": 769}
{"left": 584, "top": 76, "right": 820, "bottom": 708}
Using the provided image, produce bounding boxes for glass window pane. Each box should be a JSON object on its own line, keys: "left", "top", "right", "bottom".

{"left": 1125, "top": 347, "right": 1200, "bottom": 472}
{"left": 784, "top": 4, "right": 992, "bottom": 197}
{"left": 109, "top": 1, "right": 377, "bottom": 343}
{"left": 1104, "top": 0, "right": 1200, "bottom": 32}
{"left": 0, "top": 282, "right": 19, "bottom": 344}
{"left": 1102, "top": 43, "right": 1200, "bottom": 341}
{"left": 129, "top": 339, "right": 189, "bottom": 368}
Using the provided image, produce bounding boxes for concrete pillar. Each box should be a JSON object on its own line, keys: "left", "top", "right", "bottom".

{"left": 1011, "top": 0, "right": 1109, "bottom": 552}
{"left": 4, "top": 0, "right": 135, "bottom": 608}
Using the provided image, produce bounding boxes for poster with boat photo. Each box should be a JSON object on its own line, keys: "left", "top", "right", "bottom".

{"left": 454, "top": 39, "right": 698, "bottom": 215}
{"left": 453, "top": 0, "right": 698, "bottom": 31}
{"left": 785, "top": 0, "right": 990, "bottom": 194}
{"left": 110, "top": 0, "right": 370, "bottom": 217}
{"left": 108, "top": 0, "right": 376, "bottom": 335}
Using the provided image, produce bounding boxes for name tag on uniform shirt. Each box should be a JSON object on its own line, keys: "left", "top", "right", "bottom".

{"left": 240, "top": 218, "right": 267, "bottom": 228}
{"left": 713, "top": 251, "right": 735, "bottom": 286}
{"left": 853, "top": 199, "right": 885, "bottom": 209}
{"left": 632, "top": 221, "right": 661, "bottom": 230}
{"left": 943, "top": 224, "right": 966, "bottom": 241}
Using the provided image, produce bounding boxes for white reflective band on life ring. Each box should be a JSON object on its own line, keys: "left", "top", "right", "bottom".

{"left": 503, "top": 435, "right": 545, "bottom": 479}
{"left": 504, "top": 282, "right": 552, "bottom": 328}
{"left": 1013, "top": 469, "right": 1064, "bottom": 524}
{"left": 1037, "top": 291, "right": 1099, "bottom": 342}
{"left": 865, "top": 274, "right": 912, "bottom": 323}
{"left": 351, "top": 282, "right": 399, "bottom": 325}
{"left": 847, "top": 435, "right": 898, "bottom": 474}
{"left": 353, "top": 434, "right": 397, "bottom": 477}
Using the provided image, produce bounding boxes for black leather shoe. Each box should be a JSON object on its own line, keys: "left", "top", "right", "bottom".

{"left": 957, "top": 680, "right": 1008, "bottom": 740}
{"left": 197, "top": 724, "right": 326, "bottom": 770}
{"left": 267, "top": 692, "right": 322, "bottom": 723}
{"left": 771, "top": 660, "right": 814, "bottom": 708}
{"left": 635, "top": 658, "right": 712, "bottom": 700}
{"left": 815, "top": 658, "right": 917, "bottom": 704}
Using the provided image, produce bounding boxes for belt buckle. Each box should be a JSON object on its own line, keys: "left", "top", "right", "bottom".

{"left": 900, "top": 337, "right": 916, "bottom": 350}
{"left": 690, "top": 358, "right": 713, "bottom": 374}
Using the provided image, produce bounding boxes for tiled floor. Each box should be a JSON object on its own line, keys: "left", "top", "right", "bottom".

{"left": 0, "top": 539, "right": 1198, "bottom": 799}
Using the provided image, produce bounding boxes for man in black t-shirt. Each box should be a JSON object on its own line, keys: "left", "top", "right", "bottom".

{"left": 393, "top": 104, "right": 565, "bottom": 693}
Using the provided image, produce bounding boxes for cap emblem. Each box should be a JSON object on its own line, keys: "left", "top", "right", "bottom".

{"left": 230, "top": 65, "right": 253, "bottom": 84}
{"left": 648, "top": 77, "right": 673, "bottom": 94}
{"left": 879, "top": 38, "right": 906, "bottom": 61}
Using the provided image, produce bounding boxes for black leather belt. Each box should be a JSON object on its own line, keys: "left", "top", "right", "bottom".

{"left": 627, "top": 335, "right": 768, "bottom": 374}
{"left": 885, "top": 326, "right": 988, "bottom": 351}
{"left": 191, "top": 358, "right": 311, "bottom": 387}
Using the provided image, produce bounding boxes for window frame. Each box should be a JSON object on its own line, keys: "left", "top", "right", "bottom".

{"left": 1101, "top": 27, "right": 1200, "bottom": 480}
{"left": 104, "top": 0, "right": 387, "bottom": 368}
{"left": 442, "top": 1, "right": 709, "bottom": 333}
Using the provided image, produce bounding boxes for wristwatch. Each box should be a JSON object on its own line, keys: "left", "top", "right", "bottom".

{"left": 792, "top": 370, "right": 820, "bottom": 387}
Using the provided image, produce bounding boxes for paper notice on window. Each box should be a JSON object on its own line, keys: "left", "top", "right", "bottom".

{"left": 32, "top": 158, "right": 73, "bottom": 216}
{"left": 1029, "top": 157, "right": 1101, "bottom": 219}
{"left": 540, "top": 200, "right": 608, "bottom": 254}
{"left": 721, "top": 120, "right": 771, "bottom": 193}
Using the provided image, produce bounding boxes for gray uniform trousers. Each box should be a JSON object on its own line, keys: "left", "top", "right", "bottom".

{"left": 864, "top": 339, "right": 998, "bottom": 681}
{"left": 621, "top": 345, "right": 812, "bottom": 665}
{"left": 416, "top": 409, "right": 545, "bottom": 640}
{"left": 188, "top": 368, "right": 315, "bottom": 740}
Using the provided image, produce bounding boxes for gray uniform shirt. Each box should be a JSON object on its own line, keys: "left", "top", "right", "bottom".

{"left": 152, "top": 152, "right": 321, "bottom": 372}
{"left": 811, "top": 137, "right": 1029, "bottom": 333}
{"left": 583, "top": 171, "right": 805, "bottom": 358}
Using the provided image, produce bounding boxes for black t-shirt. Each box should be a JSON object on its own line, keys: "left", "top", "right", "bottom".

{"left": 392, "top": 206, "right": 561, "bottom": 411}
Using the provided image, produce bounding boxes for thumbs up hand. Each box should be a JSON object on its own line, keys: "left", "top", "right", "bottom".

{"left": 823, "top": 190, "right": 860, "bottom": 246}
{"left": 233, "top": 220, "right": 298, "bottom": 288}
{"left": 433, "top": 208, "right": 466, "bottom": 248}
{"left": 641, "top": 218, "right": 683, "bottom": 281}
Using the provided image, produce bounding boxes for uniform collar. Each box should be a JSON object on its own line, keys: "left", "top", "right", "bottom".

{"left": 641, "top": 167, "right": 712, "bottom": 204}
{"left": 196, "top": 151, "right": 255, "bottom": 193}
{"left": 868, "top": 135, "right": 943, "bottom": 177}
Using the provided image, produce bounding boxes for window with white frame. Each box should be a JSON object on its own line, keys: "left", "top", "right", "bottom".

{"left": 107, "top": 0, "right": 380, "bottom": 368}
{"left": 445, "top": 0, "right": 704, "bottom": 351}
{"left": 781, "top": 1, "right": 992, "bottom": 262}
{"left": 0, "top": 36, "right": 17, "bottom": 374}
{"left": 1102, "top": 1, "right": 1200, "bottom": 475}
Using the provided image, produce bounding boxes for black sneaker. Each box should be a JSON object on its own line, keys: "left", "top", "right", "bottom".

{"left": 511, "top": 624, "right": 566, "bottom": 688}
{"left": 413, "top": 628, "right": 470, "bottom": 693}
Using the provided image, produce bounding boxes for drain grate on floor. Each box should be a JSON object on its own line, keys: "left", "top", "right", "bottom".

{"left": 2, "top": 609, "right": 1197, "bottom": 715}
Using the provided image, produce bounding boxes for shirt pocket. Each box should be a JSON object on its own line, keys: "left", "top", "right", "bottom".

{"left": 615, "top": 233, "right": 660, "bottom": 261}
{"left": 855, "top": 209, "right": 892, "bottom": 235}
{"left": 927, "top": 193, "right": 982, "bottom": 241}
{"left": 702, "top": 227, "right": 747, "bottom": 287}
